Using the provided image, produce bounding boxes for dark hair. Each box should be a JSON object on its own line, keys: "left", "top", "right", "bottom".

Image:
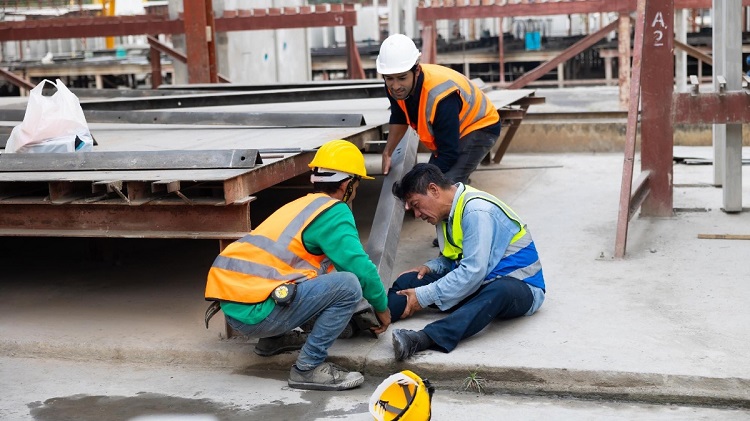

{"left": 313, "top": 180, "right": 346, "bottom": 195}
{"left": 391, "top": 163, "right": 453, "bottom": 202}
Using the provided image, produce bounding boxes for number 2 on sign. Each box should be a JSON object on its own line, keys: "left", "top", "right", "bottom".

{"left": 652, "top": 12, "right": 667, "bottom": 47}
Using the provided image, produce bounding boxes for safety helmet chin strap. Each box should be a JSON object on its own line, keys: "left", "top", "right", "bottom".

{"left": 342, "top": 176, "right": 361, "bottom": 203}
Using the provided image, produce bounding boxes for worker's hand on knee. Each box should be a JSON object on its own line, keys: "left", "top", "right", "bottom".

{"left": 416, "top": 265, "right": 431, "bottom": 279}
{"left": 396, "top": 288, "right": 423, "bottom": 319}
{"left": 372, "top": 308, "right": 392, "bottom": 335}
{"left": 397, "top": 265, "right": 431, "bottom": 279}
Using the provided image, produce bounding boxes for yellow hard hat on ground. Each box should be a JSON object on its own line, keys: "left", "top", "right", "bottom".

{"left": 308, "top": 139, "right": 374, "bottom": 180}
{"left": 369, "top": 370, "right": 435, "bottom": 421}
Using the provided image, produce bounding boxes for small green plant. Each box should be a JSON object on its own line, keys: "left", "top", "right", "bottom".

{"left": 463, "top": 370, "right": 486, "bottom": 394}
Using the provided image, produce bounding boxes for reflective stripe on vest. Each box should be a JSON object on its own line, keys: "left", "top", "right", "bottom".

{"left": 440, "top": 186, "right": 543, "bottom": 284}
{"left": 205, "top": 194, "right": 338, "bottom": 304}
{"left": 396, "top": 64, "right": 499, "bottom": 151}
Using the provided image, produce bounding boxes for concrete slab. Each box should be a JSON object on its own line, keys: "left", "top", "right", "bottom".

{"left": 1, "top": 146, "right": 749, "bottom": 406}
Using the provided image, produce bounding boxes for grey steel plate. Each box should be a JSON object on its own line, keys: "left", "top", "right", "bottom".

{"left": 0, "top": 149, "right": 261, "bottom": 172}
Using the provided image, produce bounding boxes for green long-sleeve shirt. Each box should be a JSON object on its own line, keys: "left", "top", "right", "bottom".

{"left": 221, "top": 200, "right": 387, "bottom": 325}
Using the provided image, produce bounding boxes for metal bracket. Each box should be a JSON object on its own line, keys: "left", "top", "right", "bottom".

{"left": 689, "top": 75, "right": 700, "bottom": 96}
{"left": 717, "top": 75, "right": 727, "bottom": 95}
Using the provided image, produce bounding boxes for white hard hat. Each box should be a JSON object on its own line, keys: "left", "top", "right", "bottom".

{"left": 376, "top": 34, "right": 421, "bottom": 75}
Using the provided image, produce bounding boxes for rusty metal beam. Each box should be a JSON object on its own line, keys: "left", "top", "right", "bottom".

{"left": 421, "top": 22, "right": 438, "bottom": 65}
{"left": 183, "top": 0, "right": 215, "bottom": 84}
{"left": 615, "top": 0, "right": 647, "bottom": 259}
{"left": 223, "top": 151, "right": 316, "bottom": 205}
{"left": 417, "top": 0, "right": 635, "bottom": 20}
{"left": 216, "top": 5, "right": 356, "bottom": 32}
{"left": 507, "top": 19, "right": 619, "bottom": 90}
{"left": 0, "top": 67, "right": 34, "bottom": 91}
{"left": 147, "top": 35, "right": 230, "bottom": 83}
{"left": 0, "top": 202, "right": 250, "bottom": 238}
{"left": 0, "top": 15, "right": 183, "bottom": 41}
{"left": 628, "top": 170, "right": 652, "bottom": 219}
{"left": 492, "top": 104, "right": 530, "bottom": 164}
{"left": 149, "top": 35, "right": 163, "bottom": 88}
{"left": 345, "top": 26, "right": 365, "bottom": 79}
{"left": 222, "top": 126, "right": 381, "bottom": 205}
{"left": 416, "top": 0, "right": 750, "bottom": 21}
{"left": 639, "top": 0, "right": 674, "bottom": 217}
{"left": 674, "top": 39, "right": 713, "bottom": 66}
{"left": 0, "top": 6, "right": 356, "bottom": 42}
{"left": 673, "top": 91, "right": 750, "bottom": 124}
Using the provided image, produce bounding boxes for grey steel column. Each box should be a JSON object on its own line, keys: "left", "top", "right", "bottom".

{"left": 712, "top": 0, "right": 743, "bottom": 212}
{"left": 713, "top": 0, "right": 726, "bottom": 187}
{"left": 365, "top": 130, "right": 419, "bottom": 288}
{"left": 674, "top": 8, "right": 688, "bottom": 93}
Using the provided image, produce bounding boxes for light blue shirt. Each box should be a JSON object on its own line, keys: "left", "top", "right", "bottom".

{"left": 416, "top": 183, "right": 545, "bottom": 314}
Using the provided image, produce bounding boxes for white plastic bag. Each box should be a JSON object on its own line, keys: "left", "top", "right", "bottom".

{"left": 5, "top": 79, "right": 94, "bottom": 153}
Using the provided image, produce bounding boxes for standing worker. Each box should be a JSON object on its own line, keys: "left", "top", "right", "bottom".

{"left": 205, "top": 139, "right": 391, "bottom": 391}
{"left": 378, "top": 33, "right": 502, "bottom": 186}
{"left": 387, "top": 163, "right": 546, "bottom": 361}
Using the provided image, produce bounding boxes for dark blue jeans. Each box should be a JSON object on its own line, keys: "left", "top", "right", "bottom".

{"left": 388, "top": 271, "right": 533, "bottom": 353}
{"left": 431, "top": 129, "right": 498, "bottom": 184}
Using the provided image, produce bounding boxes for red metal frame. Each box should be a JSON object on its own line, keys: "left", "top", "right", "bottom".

{"left": 183, "top": 0, "right": 216, "bottom": 84}
{"left": 639, "top": 0, "right": 674, "bottom": 217}
{"left": 0, "top": 67, "right": 34, "bottom": 91}
{"left": 416, "top": 0, "right": 750, "bottom": 21}
{"left": 0, "top": 7, "right": 357, "bottom": 41}
{"left": 0, "top": 3, "right": 362, "bottom": 85}
{"left": 615, "top": 0, "right": 748, "bottom": 257}
{"left": 615, "top": 0, "right": 647, "bottom": 259}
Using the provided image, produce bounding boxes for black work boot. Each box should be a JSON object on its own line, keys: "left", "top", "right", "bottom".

{"left": 392, "top": 329, "right": 432, "bottom": 361}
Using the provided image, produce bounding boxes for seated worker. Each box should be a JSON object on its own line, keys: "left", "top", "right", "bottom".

{"left": 205, "top": 139, "right": 391, "bottom": 391}
{"left": 377, "top": 34, "right": 501, "bottom": 186}
{"left": 387, "top": 163, "right": 546, "bottom": 360}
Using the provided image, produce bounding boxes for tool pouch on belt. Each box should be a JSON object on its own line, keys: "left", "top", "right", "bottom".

{"left": 204, "top": 300, "right": 221, "bottom": 329}
{"left": 271, "top": 283, "right": 297, "bottom": 306}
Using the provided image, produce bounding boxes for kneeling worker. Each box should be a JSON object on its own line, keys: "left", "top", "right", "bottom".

{"left": 205, "top": 139, "right": 391, "bottom": 391}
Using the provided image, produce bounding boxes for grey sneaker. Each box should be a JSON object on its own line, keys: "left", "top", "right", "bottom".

{"left": 392, "top": 328, "right": 424, "bottom": 361}
{"left": 254, "top": 331, "right": 307, "bottom": 357}
{"left": 288, "top": 362, "right": 364, "bottom": 391}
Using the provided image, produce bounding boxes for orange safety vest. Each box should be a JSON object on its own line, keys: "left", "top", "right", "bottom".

{"left": 395, "top": 63, "right": 499, "bottom": 151}
{"left": 205, "top": 193, "right": 338, "bottom": 304}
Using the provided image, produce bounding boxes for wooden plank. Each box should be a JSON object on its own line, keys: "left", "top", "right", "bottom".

{"left": 698, "top": 234, "right": 750, "bottom": 240}
{"left": 0, "top": 149, "right": 261, "bottom": 172}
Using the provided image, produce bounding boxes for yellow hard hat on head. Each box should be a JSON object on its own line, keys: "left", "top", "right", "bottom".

{"left": 369, "top": 370, "right": 434, "bottom": 421}
{"left": 308, "top": 139, "right": 374, "bottom": 180}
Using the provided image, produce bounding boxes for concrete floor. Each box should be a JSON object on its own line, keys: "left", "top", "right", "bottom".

{"left": 2, "top": 145, "right": 750, "bottom": 413}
